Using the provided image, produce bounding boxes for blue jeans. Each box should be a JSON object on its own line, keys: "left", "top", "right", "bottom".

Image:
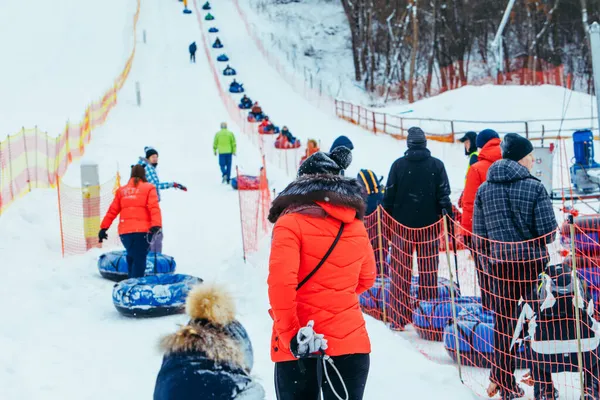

{"left": 120, "top": 233, "right": 150, "bottom": 278}
{"left": 219, "top": 153, "right": 233, "bottom": 181}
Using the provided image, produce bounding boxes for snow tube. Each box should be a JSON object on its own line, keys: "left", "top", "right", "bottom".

{"left": 560, "top": 215, "right": 600, "bottom": 256}
{"left": 413, "top": 296, "right": 481, "bottom": 341}
{"left": 359, "top": 276, "right": 391, "bottom": 313}
{"left": 239, "top": 103, "right": 252, "bottom": 110}
{"left": 205, "top": 13, "right": 215, "bottom": 20}
{"left": 224, "top": 68, "right": 237, "bottom": 76}
{"left": 410, "top": 276, "right": 460, "bottom": 310}
{"left": 216, "top": 54, "right": 229, "bottom": 62}
{"left": 112, "top": 274, "right": 203, "bottom": 318}
{"left": 208, "top": 27, "right": 219, "bottom": 33}
{"left": 443, "top": 307, "right": 527, "bottom": 368}
{"left": 98, "top": 250, "right": 176, "bottom": 282}
{"left": 275, "top": 139, "right": 302, "bottom": 149}
{"left": 231, "top": 175, "right": 260, "bottom": 191}
{"left": 202, "top": 3, "right": 211, "bottom": 10}
{"left": 183, "top": 8, "right": 192, "bottom": 14}
{"left": 258, "top": 125, "right": 278, "bottom": 135}
{"left": 212, "top": 42, "right": 223, "bottom": 49}
{"left": 229, "top": 85, "right": 244, "bottom": 93}
{"left": 247, "top": 114, "right": 257, "bottom": 122}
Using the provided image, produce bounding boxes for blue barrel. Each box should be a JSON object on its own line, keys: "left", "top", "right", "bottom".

{"left": 112, "top": 274, "right": 203, "bottom": 318}
{"left": 410, "top": 276, "right": 460, "bottom": 309}
{"left": 413, "top": 296, "right": 481, "bottom": 341}
{"left": 443, "top": 308, "right": 526, "bottom": 368}
{"left": 98, "top": 250, "right": 176, "bottom": 282}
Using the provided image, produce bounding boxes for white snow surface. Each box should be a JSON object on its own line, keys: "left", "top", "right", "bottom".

{"left": 2, "top": 0, "right": 598, "bottom": 399}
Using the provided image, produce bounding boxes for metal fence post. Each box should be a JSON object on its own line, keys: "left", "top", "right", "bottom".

{"left": 376, "top": 206, "right": 388, "bottom": 324}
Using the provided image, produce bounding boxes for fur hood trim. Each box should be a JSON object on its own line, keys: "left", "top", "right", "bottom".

{"left": 268, "top": 174, "right": 366, "bottom": 223}
{"left": 185, "top": 284, "right": 235, "bottom": 326}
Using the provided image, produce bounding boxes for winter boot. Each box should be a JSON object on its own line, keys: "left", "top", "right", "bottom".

{"left": 222, "top": 175, "right": 227, "bottom": 184}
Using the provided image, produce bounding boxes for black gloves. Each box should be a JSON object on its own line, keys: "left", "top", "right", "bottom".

{"left": 149, "top": 226, "right": 162, "bottom": 235}
{"left": 98, "top": 229, "right": 108, "bottom": 243}
{"left": 173, "top": 182, "right": 187, "bottom": 191}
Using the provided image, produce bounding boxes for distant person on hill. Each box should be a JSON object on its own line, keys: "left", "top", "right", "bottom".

{"left": 138, "top": 147, "right": 187, "bottom": 254}
{"left": 299, "top": 139, "right": 319, "bottom": 165}
{"left": 277, "top": 126, "right": 297, "bottom": 147}
{"left": 240, "top": 95, "right": 252, "bottom": 109}
{"left": 99, "top": 165, "right": 162, "bottom": 278}
{"left": 189, "top": 42, "right": 197, "bottom": 63}
{"left": 213, "top": 122, "right": 237, "bottom": 184}
{"left": 382, "top": 127, "right": 452, "bottom": 330}
{"left": 251, "top": 102, "right": 263, "bottom": 118}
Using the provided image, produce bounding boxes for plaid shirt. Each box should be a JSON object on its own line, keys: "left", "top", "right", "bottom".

{"left": 473, "top": 159, "right": 557, "bottom": 265}
{"left": 138, "top": 157, "right": 173, "bottom": 202}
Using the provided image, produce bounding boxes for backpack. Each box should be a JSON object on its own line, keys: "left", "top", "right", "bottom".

{"left": 357, "top": 169, "right": 384, "bottom": 215}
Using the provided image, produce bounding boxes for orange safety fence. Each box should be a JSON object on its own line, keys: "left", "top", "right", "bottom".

{"left": 361, "top": 207, "right": 600, "bottom": 398}
{"left": 57, "top": 174, "right": 121, "bottom": 257}
{"left": 0, "top": 0, "right": 141, "bottom": 216}
{"left": 235, "top": 158, "right": 271, "bottom": 259}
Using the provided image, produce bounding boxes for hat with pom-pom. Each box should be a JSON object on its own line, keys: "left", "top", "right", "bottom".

{"left": 297, "top": 146, "right": 352, "bottom": 177}
{"left": 145, "top": 146, "right": 158, "bottom": 159}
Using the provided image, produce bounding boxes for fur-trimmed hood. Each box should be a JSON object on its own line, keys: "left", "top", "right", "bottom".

{"left": 268, "top": 174, "right": 366, "bottom": 223}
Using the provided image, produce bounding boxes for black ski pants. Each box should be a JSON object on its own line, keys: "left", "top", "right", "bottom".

{"left": 120, "top": 232, "right": 151, "bottom": 278}
{"left": 275, "top": 353, "right": 370, "bottom": 400}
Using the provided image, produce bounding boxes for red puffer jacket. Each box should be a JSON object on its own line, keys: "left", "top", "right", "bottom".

{"left": 461, "top": 138, "right": 501, "bottom": 234}
{"left": 267, "top": 175, "right": 377, "bottom": 363}
{"left": 101, "top": 178, "right": 162, "bottom": 235}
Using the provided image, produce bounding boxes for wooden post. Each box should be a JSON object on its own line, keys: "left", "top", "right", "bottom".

{"left": 56, "top": 174, "right": 66, "bottom": 257}
{"left": 372, "top": 112, "right": 377, "bottom": 134}
{"left": 376, "top": 206, "right": 388, "bottom": 323}
{"left": 22, "top": 127, "right": 32, "bottom": 193}
{"left": 236, "top": 166, "right": 247, "bottom": 262}
{"left": 450, "top": 120, "right": 456, "bottom": 142}
{"left": 525, "top": 122, "right": 529, "bottom": 139}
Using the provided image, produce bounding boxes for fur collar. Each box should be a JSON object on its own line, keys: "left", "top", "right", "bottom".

{"left": 268, "top": 174, "right": 366, "bottom": 223}
{"left": 160, "top": 322, "right": 247, "bottom": 371}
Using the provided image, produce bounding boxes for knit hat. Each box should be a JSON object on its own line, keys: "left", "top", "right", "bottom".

{"left": 407, "top": 127, "right": 427, "bottom": 149}
{"left": 298, "top": 146, "right": 352, "bottom": 177}
{"left": 145, "top": 146, "right": 158, "bottom": 159}
{"left": 329, "top": 135, "right": 354, "bottom": 152}
{"left": 476, "top": 129, "right": 500, "bottom": 149}
{"left": 501, "top": 133, "right": 533, "bottom": 162}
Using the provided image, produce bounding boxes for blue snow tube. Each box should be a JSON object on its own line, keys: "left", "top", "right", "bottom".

{"left": 208, "top": 27, "right": 219, "bottom": 33}
{"left": 98, "top": 250, "right": 176, "bottom": 282}
{"left": 205, "top": 13, "right": 215, "bottom": 21}
{"left": 410, "top": 276, "right": 460, "bottom": 309}
{"left": 359, "top": 276, "right": 391, "bottom": 317}
{"left": 202, "top": 3, "right": 211, "bottom": 10}
{"left": 183, "top": 8, "right": 192, "bottom": 14}
{"left": 217, "top": 54, "right": 229, "bottom": 62}
{"left": 443, "top": 308, "right": 527, "bottom": 368}
{"left": 224, "top": 68, "right": 237, "bottom": 76}
{"left": 238, "top": 102, "right": 252, "bottom": 109}
{"left": 112, "top": 274, "right": 203, "bottom": 318}
{"left": 229, "top": 85, "right": 244, "bottom": 93}
{"left": 413, "top": 296, "right": 481, "bottom": 341}
{"left": 212, "top": 42, "right": 223, "bottom": 49}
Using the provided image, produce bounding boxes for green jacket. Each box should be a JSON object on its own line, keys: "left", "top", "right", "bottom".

{"left": 213, "top": 129, "right": 236, "bottom": 155}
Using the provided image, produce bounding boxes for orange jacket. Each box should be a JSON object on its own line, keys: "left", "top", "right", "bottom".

{"left": 268, "top": 202, "right": 376, "bottom": 362}
{"left": 461, "top": 138, "right": 502, "bottom": 234}
{"left": 299, "top": 146, "right": 320, "bottom": 165}
{"left": 101, "top": 179, "right": 162, "bottom": 235}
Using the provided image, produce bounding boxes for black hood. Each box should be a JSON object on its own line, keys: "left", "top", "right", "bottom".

{"left": 404, "top": 148, "right": 431, "bottom": 161}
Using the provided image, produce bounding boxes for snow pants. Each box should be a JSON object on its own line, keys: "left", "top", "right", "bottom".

{"left": 219, "top": 153, "right": 233, "bottom": 182}
{"left": 149, "top": 230, "right": 163, "bottom": 254}
{"left": 120, "top": 232, "right": 151, "bottom": 278}
{"left": 275, "top": 354, "right": 370, "bottom": 400}
{"left": 190, "top": 52, "right": 196, "bottom": 62}
{"left": 389, "top": 227, "right": 440, "bottom": 328}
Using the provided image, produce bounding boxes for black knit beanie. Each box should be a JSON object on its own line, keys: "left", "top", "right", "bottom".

{"left": 501, "top": 133, "right": 533, "bottom": 162}
{"left": 145, "top": 146, "right": 158, "bottom": 159}
{"left": 407, "top": 127, "right": 427, "bottom": 149}
{"left": 298, "top": 146, "right": 352, "bottom": 177}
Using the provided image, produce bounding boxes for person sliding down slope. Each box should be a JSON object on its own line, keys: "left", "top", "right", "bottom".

{"left": 268, "top": 146, "right": 376, "bottom": 400}
{"left": 137, "top": 147, "right": 187, "bottom": 254}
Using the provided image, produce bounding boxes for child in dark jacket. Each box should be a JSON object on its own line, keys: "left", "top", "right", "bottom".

{"left": 154, "top": 285, "right": 265, "bottom": 400}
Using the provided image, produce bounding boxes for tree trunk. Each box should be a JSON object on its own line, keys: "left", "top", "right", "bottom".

{"left": 408, "top": 0, "right": 419, "bottom": 103}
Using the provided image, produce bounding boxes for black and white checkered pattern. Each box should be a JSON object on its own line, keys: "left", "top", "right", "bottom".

{"left": 473, "top": 159, "right": 557, "bottom": 264}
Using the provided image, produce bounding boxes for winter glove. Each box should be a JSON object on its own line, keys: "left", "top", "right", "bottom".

{"left": 173, "top": 182, "right": 187, "bottom": 191}
{"left": 149, "top": 226, "right": 162, "bottom": 235}
{"left": 98, "top": 229, "right": 108, "bottom": 243}
{"left": 290, "top": 320, "right": 328, "bottom": 358}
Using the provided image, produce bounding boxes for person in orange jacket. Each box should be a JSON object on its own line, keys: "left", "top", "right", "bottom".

{"left": 99, "top": 165, "right": 162, "bottom": 279}
{"left": 299, "top": 139, "right": 319, "bottom": 165}
{"left": 267, "top": 146, "right": 376, "bottom": 400}
{"left": 461, "top": 129, "right": 500, "bottom": 311}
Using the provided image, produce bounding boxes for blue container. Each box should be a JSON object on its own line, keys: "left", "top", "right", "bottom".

{"left": 98, "top": 250, "right": 176, "bottom": 282}
{"left": 112, "top": 274, "right": 203, "bottom": 318}
{"left": 359, "top": 276, "right": 391, "bottom": 311}
{"left": 413, "top": 296, "right": 481, "bottom": 341}
{"left": 573, "top": 129, "right": 595, "bottom": 166}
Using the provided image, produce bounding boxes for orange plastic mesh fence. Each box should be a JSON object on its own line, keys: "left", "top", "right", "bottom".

{"left": 57, "top": 175, "right": 121, "bottom": 256}
{"left": 0, "top": 0, "right": 141, "bottom": 216}
{"left": 363, "top": 207, "right": 600, "bottom": 399}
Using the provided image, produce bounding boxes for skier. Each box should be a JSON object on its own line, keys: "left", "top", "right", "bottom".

{"left": 154, "top": 284, "right": 266, "bottom": 400}
{"left": 137, "top": 147, "right": 187, "bottom": 254}
{"left": 213, "top": 122, "right": 236, "bottom": 184}
{"left": 382, "top": 127, "right": 452, "bottom": 330}
{"left": 189, "top": 42, "right": 197, "bottom": 63}
{"left": 98, "top": 165, "right": 162, "bottom": 279}
{"left": 473, "top": 133, "right": 557, "bottom": 399}
{"left": 267, "top": 146, "right": 376, "bottom": 400}
{"left": 460, "top": 130, "right": 501, "bottom": 311}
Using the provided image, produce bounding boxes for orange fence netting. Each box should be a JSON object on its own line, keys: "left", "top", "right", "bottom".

{"left": 0, "top": 0, "right": 141, "bottom": 216}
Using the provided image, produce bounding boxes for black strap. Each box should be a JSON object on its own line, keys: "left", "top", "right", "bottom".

{"left": 296, "top": 223, "right": 345, "bottom": 291}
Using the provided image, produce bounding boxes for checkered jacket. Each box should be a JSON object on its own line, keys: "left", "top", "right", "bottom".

{"left": 473, "top": 159, "right": 557, "bottom": 265}
{"left": 138, "top": 157, "right": 173, "bottom": 202}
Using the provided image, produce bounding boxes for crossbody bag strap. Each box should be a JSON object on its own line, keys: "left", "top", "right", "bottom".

{"left": 296, "top": 223, "right": 345, "bottom": 291}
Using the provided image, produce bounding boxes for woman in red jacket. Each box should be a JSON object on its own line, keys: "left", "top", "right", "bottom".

{"left": 98, "top": 165, "right": 162, "bottom": 278}
{"left": 267, "top": 146, "right": 376, "bottom": 400}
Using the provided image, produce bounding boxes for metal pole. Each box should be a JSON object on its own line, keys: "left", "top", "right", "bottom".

{"left": 376, "top": 206, "right": 388, "bottom": 324}
{"left": 569, "top": 215, "right": 587, "bottom": 400}
{"left": 236, "top": 166, "right": 248, "bottom": 262}
{"left": 443, "top": 213, "right": 464, "bottom": 383}
{"left": 135, "top": 81, "right": 142, "bottom": 107}
{"left": 143, "top": 29, "right": 147, "bottom": 44}
{"left": 492, "top": 0, "right": 517, "bottom": 78}
{"left": 588, "top": 22, "right": 600, "bottom": 135}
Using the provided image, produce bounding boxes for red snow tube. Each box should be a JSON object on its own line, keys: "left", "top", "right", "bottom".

{"left": 275, "top": 139, "right": 301, "bottom": 149}
{"left": 560, "top": 215, "right": 600, "bottom": 256}
{"left": 258, "top": 125, "right": 275, "bottom": 135}
{"left": 247, "top": 114, "right": 256, "bottom": 123}
{"left": 232, "top": 175, "right": 260, "bottom": 190}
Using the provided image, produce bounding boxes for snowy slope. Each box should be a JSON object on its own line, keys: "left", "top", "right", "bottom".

{"left": 0, "top": 0, "right": 137, "bottom": 137}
